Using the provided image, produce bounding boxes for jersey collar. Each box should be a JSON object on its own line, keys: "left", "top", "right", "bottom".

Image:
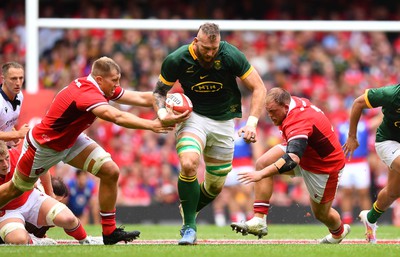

{"left": 188, "top": 42, "right": 198, "bottom": 60}
{"left": 87, "top": 74, "right": 106, "bottom": 96}
{"left": 287, "top": 98, "right": 296, "bottom": 115}
{"left": 0, "top": 85, "right": 20, "bottom": 111}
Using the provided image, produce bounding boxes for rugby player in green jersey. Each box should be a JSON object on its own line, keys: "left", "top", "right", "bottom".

{"left": 153, "top": 22, "right": 266, "bottom": 245}
{"left": 343, "top": 84, "right": 400, "bottom": 244}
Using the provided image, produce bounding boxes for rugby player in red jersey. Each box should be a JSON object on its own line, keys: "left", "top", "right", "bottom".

{"left": 0, "top": 56, "right": 188, "bottom": 245}
{"left": 0, "top": 140, "right": 101, "bottom": 245}
{"left": 231, "top": 87, "right": 350, "bottom": 244}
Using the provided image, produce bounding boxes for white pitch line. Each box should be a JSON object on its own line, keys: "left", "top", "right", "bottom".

{"left": 54, "top": 238, "right": 400, "bottom": 245}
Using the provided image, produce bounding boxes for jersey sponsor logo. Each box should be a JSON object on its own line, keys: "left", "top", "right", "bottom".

{"left": 4, "top": 107, "right": 8, "bottom": 113}
{"left": 394, "top": 121, "right": 400, "bottom": 128}
{"left": 392, "top": 149, "right": 398, "bottom": 155}
{"left": 192, "top": 82, "right": 222, "bottom": 92}
{"left": 200, "top": 75, "right": 209, "bottom": 79}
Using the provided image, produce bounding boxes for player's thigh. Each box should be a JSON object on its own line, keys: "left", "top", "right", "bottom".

{"left": 65, "top": 134, "right": 113, "bottom": 176}
{"left": 386, "top": 166, "right": 400, "bottom": 196}
{"left": 375, "top": 140, "right": 400, "bottom": 169}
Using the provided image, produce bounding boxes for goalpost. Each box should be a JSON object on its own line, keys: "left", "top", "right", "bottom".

{"left": 25, "top": 0, "right": 400, "bottom": 94}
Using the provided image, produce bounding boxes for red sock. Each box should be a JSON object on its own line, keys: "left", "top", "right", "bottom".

{"left": 330, "top": 222, "right": 344, "bottom": 237}
{"left": 100, "top": 209, "right": 117, "bottom": 236}
{"left": 64, "top": 221, "right": 87, "bottom": 241}
{"left": 253, "top": 200, "right": 270, "bottom": 215}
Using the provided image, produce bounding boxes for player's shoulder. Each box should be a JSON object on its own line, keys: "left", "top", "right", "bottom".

{"left": 219, "top": 41, "right": 243, "bottom": 55}
{"left": 70, "top": 77, "right": 102, "bottom": 94}
{"left": 168, "top": 44, "right": 191, "bottom": 58}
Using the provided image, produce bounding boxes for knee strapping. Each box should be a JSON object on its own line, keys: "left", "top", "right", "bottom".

{"left": 0, "top": 222, "right": 25, "bottom": 241}
{"left": 203, "top": 162, "right": 232, "bottom": 197}
{"left": 176, "top": 137, "right": 202, "bottom": 156}
{"left": 83, "top": 147, "right": 111, "bottom": 176}
{"left": 46, "top": 202, "right": 67, "bottom": 226}
{"left": 12, "top": 171, "right": 35, "bottom": 192}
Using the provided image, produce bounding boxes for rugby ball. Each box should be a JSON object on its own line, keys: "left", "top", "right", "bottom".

{"left": 165, "top": 93, "right": 193, "bottom": 114}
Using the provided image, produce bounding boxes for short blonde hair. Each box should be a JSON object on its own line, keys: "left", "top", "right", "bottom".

{"left": 266, "top": 87, "right": 291, "bottom": 106}
{"left": 91, "top": 56, "right": 121, "bottom": 77}
{"left": 0, "top": 141, "right": 8, "bottom": 157}
{"left": 197, "top": 22, "right": 220, "bottom": 42}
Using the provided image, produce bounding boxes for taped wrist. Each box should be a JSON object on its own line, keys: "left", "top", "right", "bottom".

{"left": 157, "top": 108, "right": 168, "bottom": 120}
{"left": 273, "top": 153, "right": 297, "bottom": 174}
{"left": 246, "top": 116, "right": 258, "bottom": 127}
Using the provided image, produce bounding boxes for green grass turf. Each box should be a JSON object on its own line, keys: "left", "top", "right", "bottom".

{"left": 1, "top": 224, "right": 399, "bottom": 257}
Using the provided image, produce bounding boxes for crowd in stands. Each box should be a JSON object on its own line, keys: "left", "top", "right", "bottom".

{"left": 1, "top": 1, "right": 399, "bottom": 209}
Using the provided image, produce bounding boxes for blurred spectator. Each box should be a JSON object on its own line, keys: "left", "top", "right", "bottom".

{"left": 213, "top": 100, "right": 265, "bottom": 226}
{"left": 66, "top": 169, "right": 100, "bottom": 225}
{"left": 336, "top": 111, "right": 372, "bottom": 224}
{"left": 117, "top": 161, "right": 152, "bottom": 206}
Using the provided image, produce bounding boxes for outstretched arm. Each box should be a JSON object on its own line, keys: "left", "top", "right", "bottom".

{"left": 91, "top": 104, "right": 173, "bottom": 133}
{"left": 116, "top": 90, "right": 154, "bottom": 107}
{"left": 238, "top": 69, "right": 266, "bottom": 143}
{"left": 343, "top": 94, "right": 369, "bottom": 160}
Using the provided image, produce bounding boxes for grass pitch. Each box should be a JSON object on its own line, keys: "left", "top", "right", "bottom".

{"left": 1, "top": 224, "right": 399, "bottom": 257}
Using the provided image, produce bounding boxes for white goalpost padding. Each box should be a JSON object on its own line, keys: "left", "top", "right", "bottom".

{"left": 25, "top": 0, "right": 400, "bottom": 93}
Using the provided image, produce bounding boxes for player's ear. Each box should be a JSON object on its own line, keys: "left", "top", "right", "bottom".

{"left": 94, "top": 75, "right": 103, "bottom": 85}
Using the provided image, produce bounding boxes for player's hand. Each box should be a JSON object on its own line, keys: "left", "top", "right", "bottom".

{"left": 237, "top": 170, "right": 263, "bottom": 184}
{"left": 238, "top": 125, "right": 257, "bottom": 143}
{"left": 152, "top": 119, "right": 175, "bottom": 133}
{"left": 160, "top": 109, "right": 191, "bottom": 126}
{"left": 17, "top": 124, "right": 30, "bottom": 138}
{"left": 342, "top": 137, "right": 359, "bottom": 161}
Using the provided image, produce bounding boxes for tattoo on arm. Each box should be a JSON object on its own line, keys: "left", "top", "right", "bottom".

{"left": 153, "top": 80, "right": 171, "bottom": 109}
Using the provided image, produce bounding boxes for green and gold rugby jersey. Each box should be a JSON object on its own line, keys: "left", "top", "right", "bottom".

{"left": 365, "top": 84, "right": 400, "bottom": 142}
{"left": 159, "top": 41, "right": 254, "bottom": 121}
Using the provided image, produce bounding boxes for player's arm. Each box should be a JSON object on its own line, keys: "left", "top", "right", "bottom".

{"left": 91, "top": 104, "right": 173, "bottom": 133}
{"left": 0, "top": 124, "right": 30, "bottom": 142}
{"left": 39, "top": 172, "right": 55, "bottom": 198}
{"left": 153, "top": 79, "right": 190, "bottom": 126}
{"left": 115, "top": 90, "right": 154, "bottom": 107}
{"left": 238, "top": 68, "right": 267, "bottom": 143}
{"left": 153, "top": 79, "right": 170, "bottom": 111}
{"left": 238, "top": 138, "right": 307, "bottom": 184}
{"left": 343, "top": 94, "right": 369, "bottom": 159}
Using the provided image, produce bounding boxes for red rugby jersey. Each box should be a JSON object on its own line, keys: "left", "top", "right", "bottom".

{"left": 280, "top": 97, "right": 345, "bottom": 174}
{"left": 32, "top": 76, "right": 123, "bottom": 151}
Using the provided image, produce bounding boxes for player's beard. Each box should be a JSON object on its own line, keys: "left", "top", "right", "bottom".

{"left": 195, "top": 49, "right": 215, "bottom": 69}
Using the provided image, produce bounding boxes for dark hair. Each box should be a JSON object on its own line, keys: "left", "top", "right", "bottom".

{"left": 52, "top": 177, "right": 69, "bottom": 198}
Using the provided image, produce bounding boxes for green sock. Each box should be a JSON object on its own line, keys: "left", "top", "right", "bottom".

{"left": 367, "top": 202, "right": 384, "bottom": 223}
{"left": 196, "top": 182, "right": 216, "bottom": 212}
{"left": 178, "top": 173, "right": 200, "bottom": 230}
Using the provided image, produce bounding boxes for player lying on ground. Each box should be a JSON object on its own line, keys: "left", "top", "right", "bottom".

{"left": 0, "top": 140, "right": 101, "bottom": 245}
